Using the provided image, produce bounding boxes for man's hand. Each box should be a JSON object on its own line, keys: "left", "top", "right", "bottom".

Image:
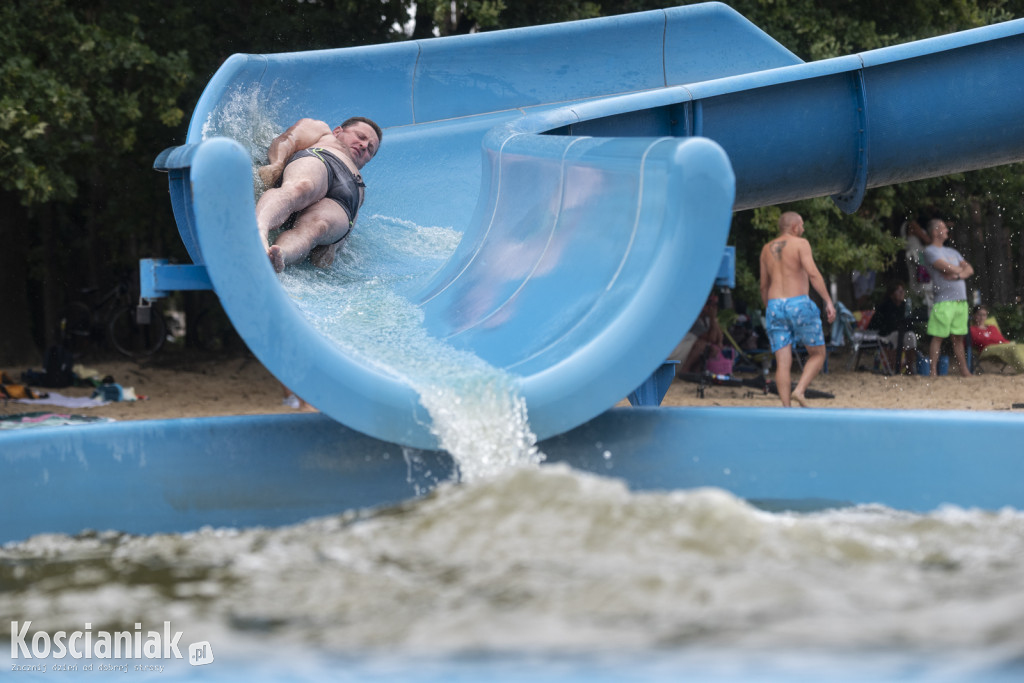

{"left": 258, "top": 163, "right": 283, "bottom": 188}
{"left": 824, "top": 301, "right": 836, "bottom": 324}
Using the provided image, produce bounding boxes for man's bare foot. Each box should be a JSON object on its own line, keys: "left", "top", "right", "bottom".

{"left": 791, "top": 391, "right": 808, "bottom": 408}
{"left": 269, "top": 244, "right": 285, "bottom": 273}
{"left": 309, "top": 243, "right": 336, "bottom": 268}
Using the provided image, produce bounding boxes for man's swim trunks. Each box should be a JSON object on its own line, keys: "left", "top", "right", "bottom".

{"left": 765, "top": 295, "right": 825, "bottom": 353}
{"left": 927, "top": 299, "right": 969, "bottom": 338}
{"left": 287, "top": 147, "right": 365, "bottom": 243}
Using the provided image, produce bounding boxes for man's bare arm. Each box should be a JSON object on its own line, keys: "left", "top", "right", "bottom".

{"left": 941, "top": 257, "right": 974, "bottom": 280}
{"left": 258, "top": 119, "right": 332, "bottom": 187}
{"left": 799, "top": 241, "right": 836, "bottom": 323}
{"left": 758, "top": 246, "right": 771, "bottom": 307}
{"left": 931, "top": 257, "right": 971, "bottom": 280}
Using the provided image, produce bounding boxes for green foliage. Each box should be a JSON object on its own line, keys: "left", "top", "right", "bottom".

{"left": 989, "top": 303, "right": 1024, "bottom": 341}
{"left": 728, "top": 197, "right": 903, "bottom": 309}
{"left": 0, "top": 0, "right": 189, "bottom": 206}
{"left": 1, "top": 0, "right": 414, "bottom": 358}
{"left": 412, "top": 0, "right": 602, "bottom": 34}
{"left": 494, "top": 0, "right": 603, "bottom": 28}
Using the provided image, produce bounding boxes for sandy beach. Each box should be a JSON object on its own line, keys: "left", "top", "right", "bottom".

{"left": 3, "top": 347, "right": 1022, "bottom": 424}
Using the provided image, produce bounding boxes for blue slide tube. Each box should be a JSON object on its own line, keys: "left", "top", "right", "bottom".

{"left": 156, "top": 4, "right": 1024, "bottom": 449}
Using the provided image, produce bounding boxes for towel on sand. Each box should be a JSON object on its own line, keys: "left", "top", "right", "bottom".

{"left": 1, "top": 412, "right": 115, "bottom": 430}
{"left": 13, "top": 392, "right": 110, "bottom": 409}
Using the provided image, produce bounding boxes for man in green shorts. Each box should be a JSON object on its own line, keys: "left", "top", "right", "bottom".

{"left": 922, "top": 219, "right": 974, "bottom": 377}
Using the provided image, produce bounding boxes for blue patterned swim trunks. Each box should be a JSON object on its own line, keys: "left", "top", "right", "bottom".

{"left": 766, "top": 295, "right": 825, "bottom": 353}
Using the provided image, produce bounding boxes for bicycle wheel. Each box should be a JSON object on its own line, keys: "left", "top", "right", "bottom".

{"left": 107, "top": 304, "right": 167, "bottom": 358}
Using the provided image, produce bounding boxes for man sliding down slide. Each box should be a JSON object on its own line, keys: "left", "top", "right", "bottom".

{"left": 255, "top": 117, "right": 382, "bottom": 272}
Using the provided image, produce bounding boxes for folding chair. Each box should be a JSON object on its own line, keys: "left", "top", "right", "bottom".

{"left": 970, "top": 315, "right": 1022, "bottom": 374}
{"left": 852, "top": 330, "right": 896, "bottom": 375}
{"left": 832, "top": 303, "right": 895, "bottom": 374}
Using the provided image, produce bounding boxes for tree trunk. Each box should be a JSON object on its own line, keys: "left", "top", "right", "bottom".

{"left": 0, "top": 193, "right": 43, "bottom": 365}
{"left": 987, "top": 205, "right": 1013, "bottom": 305}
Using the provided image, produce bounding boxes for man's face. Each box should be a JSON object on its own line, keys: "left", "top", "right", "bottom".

{"left": 334, "top": 122, "right": 380, "bottom": 169}
{"left": 930, "top": 221, "right": 949, "bottom": 242}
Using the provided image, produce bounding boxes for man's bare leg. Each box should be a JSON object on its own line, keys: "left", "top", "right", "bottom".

{"left": 905, "top": 350, "right": 918, "bottom": 375}
{"left": 256, "top": 186, "right": 302, "bottom": 247}
{"left": 254, "top": 157, "right": 328, "bottom": 260}
{"left": 929, "top": 335, "right": 943, "bottom": 377}
{"left": 951, "top": 335, "right": 972, "bottom": 377}
{"left": 792, "top": 344, "right": 826, "bottom": 407}
{"left": 681, "top": 339, "right": 710, "bottom": 373}
{"left": 774, "top": 345, "right": 793, "bottom": 407}
{"left": 309, "top": 242, "right": 339, "bottom": 269}
{"left": 268, "top": 199, "right": 351, "bottom": 273}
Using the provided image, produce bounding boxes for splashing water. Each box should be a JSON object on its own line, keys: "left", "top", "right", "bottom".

{"left": 199, "top": 86, "right": 544, "bottom": 481}
{"left": 279, "top": 216, "right": 544, "bottom": 481}
{"left": 3, "top": 467, "right": 1024, "bottom": 680}
{"left": 200, "top": 83, "right": 283, "bottom": 173}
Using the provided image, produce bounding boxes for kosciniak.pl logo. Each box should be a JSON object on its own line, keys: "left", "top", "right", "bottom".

{"left": 10, "top": 621, "right": 213, "bottom": 667}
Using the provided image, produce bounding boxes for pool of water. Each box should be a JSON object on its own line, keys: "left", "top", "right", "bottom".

{"left": 3, "top": 465, "right": 1023, "bottom": 681}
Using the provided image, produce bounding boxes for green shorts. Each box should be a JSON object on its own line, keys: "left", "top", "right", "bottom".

{"left": 927, "top": 300, "right": 969, "bottom": 338}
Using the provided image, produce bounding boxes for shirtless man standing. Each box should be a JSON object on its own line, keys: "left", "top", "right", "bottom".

{"left": 759, "top": 211, "right": 837, "bottom": 407}
{"left": 255, "top": 116, "right": 381, "bottom": 272}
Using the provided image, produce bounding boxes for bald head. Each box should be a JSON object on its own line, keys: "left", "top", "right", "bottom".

{"left": 779, "top": 211, "right": 804, "bottom": 235}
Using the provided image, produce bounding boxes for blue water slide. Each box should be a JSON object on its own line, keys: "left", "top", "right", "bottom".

{"left": 154, "top": 3, "right": 1024, "bottom": 450}
{"left": 5, "top": 408, "right": 1024, "bottom": 543}
{"left": 8, "top": 2, "right": 1024, "bottom": 547}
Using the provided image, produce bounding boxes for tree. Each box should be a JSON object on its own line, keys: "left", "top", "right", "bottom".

{"left": 410, "top": 0, "right": 601, "bottom": 35}
{"left": 0, "top": 0, "right": 410, "bottom": 364}
{"left": 0, "top": 0, "right": 189, "bottom": 364}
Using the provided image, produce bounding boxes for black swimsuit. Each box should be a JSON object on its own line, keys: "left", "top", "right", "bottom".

{"left": 287, "top": 147, "right": 365, "bottom": 244}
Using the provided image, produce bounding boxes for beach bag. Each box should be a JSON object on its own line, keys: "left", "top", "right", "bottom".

{"left": 706, "top": 347, "right": 735, "bottom": 376}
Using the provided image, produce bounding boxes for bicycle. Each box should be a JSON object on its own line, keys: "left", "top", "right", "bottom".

{"left": 60, "top": 278, "right": 168, "bottom": 359}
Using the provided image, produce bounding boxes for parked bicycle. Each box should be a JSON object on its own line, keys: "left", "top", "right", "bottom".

{"left": 60, "top": 277, "right": 168, "bottom": 359}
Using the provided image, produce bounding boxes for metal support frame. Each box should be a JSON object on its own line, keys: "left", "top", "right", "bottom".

{"left": 139, "top": 258, "right": 213, "bottom": 300}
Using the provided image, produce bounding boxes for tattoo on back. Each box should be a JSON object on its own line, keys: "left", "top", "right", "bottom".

{"left": 771, "top": 240, "right": 786, "bottom": 259}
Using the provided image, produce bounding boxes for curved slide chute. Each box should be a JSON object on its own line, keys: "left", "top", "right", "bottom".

{"left": 157, "top": 3, "right": 1024, "bottom": 448}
